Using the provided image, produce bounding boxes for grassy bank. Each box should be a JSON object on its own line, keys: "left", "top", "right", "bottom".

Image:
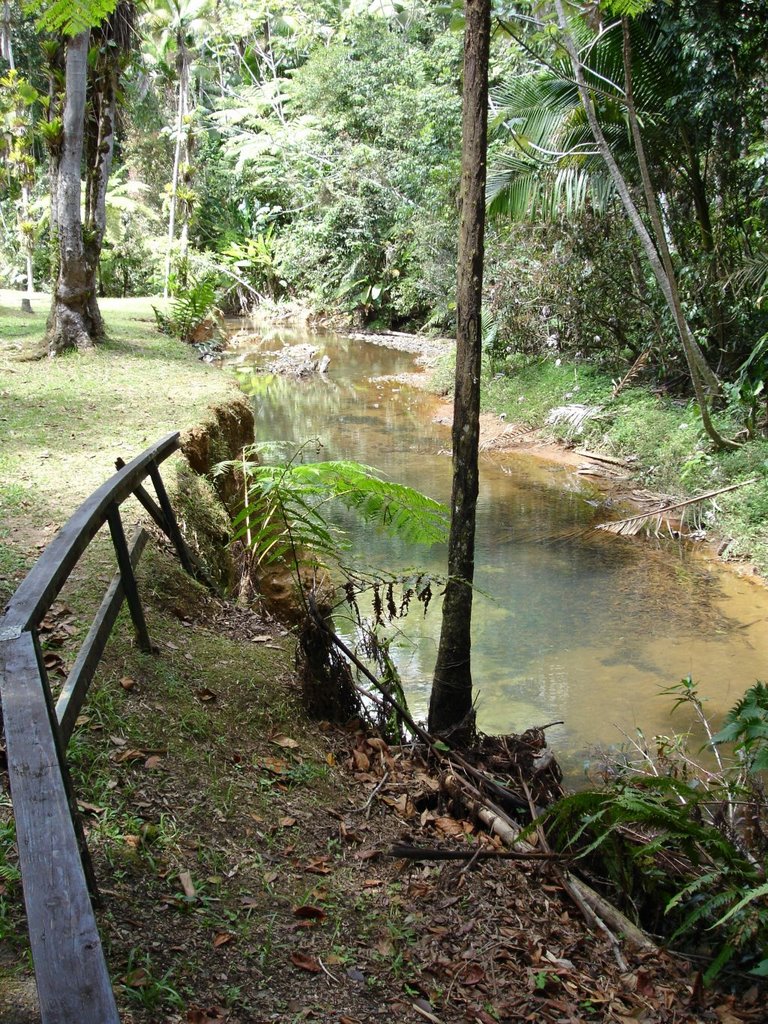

{"left": 431, "top": 351, "right": 768, "bottom": 574}
{"left": 0, "top": 292, "right": 241, "bottom": 598}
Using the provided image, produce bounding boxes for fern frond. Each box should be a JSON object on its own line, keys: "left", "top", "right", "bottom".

{"left": 27, "top": 0, "right": 118, "bottom": 35}
{"left": 713, "top": 881, "right": 768, "bottom": 928}
{"left": 221, "top": 451, "right": 448, "bottom": 572}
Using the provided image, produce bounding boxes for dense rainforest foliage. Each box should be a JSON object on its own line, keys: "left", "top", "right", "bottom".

{"left": 3, "top": 0, "right": 768, "bottom": 990}
{"left": 1, "top": 0, "right": 766, "bottom": 400}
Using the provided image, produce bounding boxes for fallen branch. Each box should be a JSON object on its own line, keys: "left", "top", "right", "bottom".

{"left": 575, "top": 449, "right": 631, "bottom": 468}
{"left": 387, "top": 843, "right": 565, "bottom": 862}
{"left": 519, "top": 771, "right": 628, "bottom": 972}
{"left": 596, "top": 478, "right": 757, "bottom": 537}
{"left": 441, "top": 773, "right": 657, "bottom": 954}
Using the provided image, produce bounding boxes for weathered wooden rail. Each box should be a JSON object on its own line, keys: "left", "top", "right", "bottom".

{"left": 0, "top": 432, "right": 195, "bottom": 1023}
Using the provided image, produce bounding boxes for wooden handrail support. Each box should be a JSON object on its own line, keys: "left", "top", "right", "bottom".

{"left": 0, "top": 431, "right": 193, "bottom": 1024}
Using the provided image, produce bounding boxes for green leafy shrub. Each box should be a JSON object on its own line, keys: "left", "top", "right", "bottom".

{"left": 153, "top": 275, "right": 219, "bottom": 344}
{"left": 538, "top": 679, "right": 768, "bottom": 983}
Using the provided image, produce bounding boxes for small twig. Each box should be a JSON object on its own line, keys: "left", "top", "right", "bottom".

{"left": 459, "top": 843, "right": 486, "bottom": 875}
{"left": 317, "top": 957, "right": 339, "bottom": 984}
{"left": 412, "top": 1003, "right": 445, "bottom": 1024}
{"left": 354, "top": 770, "right": 390, "bottom": 819}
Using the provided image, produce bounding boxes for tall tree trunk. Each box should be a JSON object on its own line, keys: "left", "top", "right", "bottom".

{"left": 20, "top": 183, "right": 34, "bottom": 313}
{"left": 618, "top": 17, "right": 736, "bottom": 448}
{"left": 46, "top": 44, "right": 65, "bottom": 240}
{"left": 428, "top": 0, "right": 491, "bottom": 739}
{"left": 0, "top": 0, "right": 13, "bottom": 68}
{"left": 551, "top": 1, "right": 737, "bottom": 450}
{"left": 47, "top": 31, "right": 103, "bottom": 355}
{"left": 163, "top": 41, "right": 189, "bottom": 298}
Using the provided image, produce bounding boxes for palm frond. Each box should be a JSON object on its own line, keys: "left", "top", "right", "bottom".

{"left": 596, "top": 479, "right": 757, "bottom": 537}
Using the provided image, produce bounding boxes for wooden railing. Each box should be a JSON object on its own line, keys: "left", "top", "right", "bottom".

{"left": 0, "top": 432, "right": 196, "bottom": 1023}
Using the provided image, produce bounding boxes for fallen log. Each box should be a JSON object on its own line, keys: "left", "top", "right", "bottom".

{"left": 441, "top": 772, "right": 657, "bottom": 955}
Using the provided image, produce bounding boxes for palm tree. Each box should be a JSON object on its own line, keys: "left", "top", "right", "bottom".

{"left": 489, "top": 5, "right": 736, "bottom": 449}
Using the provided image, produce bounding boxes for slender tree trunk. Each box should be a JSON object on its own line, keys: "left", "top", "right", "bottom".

{"left": 429, "top": 0, "right": 491, "bottom": 738}
{"left": 84, "top": 61, "right": 117, "bottom": 331}
{"left": 0, "top": 0, "right": 13, "bottom": 68}
{"left": 619, "top": 17, "right": 736, "bottom": 448}
{"left": 552, "top": 1, "right": 736, "bottom": 449}
{"left": 47, "top": 31, "right": 103, "bottom": 355}
{"left": 163, "top": 42, "right": 189, "bottom": 298}
{"left": 20, "top": 183, "right": 33, "bottom": 312}
{"left": 46, "top": 45, "right": 64, "bottom": 240}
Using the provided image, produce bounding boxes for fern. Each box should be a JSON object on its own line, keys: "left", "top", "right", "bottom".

{"left": 217, "top": 441, "right": 448, "bottom": 572}
{"left": 712, "top": 681, "right": 768, "bottom": 772}
{"left": 25, "top": 0, "right": 118, "bottom": 36}
{"left": 153, "top": 275, "right": 219, "bottom": 343}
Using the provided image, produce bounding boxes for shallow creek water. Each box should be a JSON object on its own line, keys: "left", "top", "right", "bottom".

{"left": 225, "top": 320, "right": 768, "bottom": 778}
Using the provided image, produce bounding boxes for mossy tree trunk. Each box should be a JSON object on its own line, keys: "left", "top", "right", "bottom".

{"left": 47, "top": 30, "right": 104, "bottom": 355}
{"left": 428, "top": 0, "right": 490, "bottom": 739}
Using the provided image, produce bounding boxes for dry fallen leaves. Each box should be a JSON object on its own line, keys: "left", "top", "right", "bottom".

{"left": 289, "top": 951, "right": 322, "bottom": 973}
{"left": 272, "top": 735, "right": 300, "bottom": 749}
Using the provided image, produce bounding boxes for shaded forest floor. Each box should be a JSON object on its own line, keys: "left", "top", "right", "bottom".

{"left": 2, "top": 542, "right": 763, "bottom": 1024}
{"left": 0, "top": 295, "right": 764, "bottom": 1021}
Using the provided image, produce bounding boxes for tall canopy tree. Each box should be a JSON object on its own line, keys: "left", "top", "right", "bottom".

{"left": 428, "top": 0, "right": 491, "bottom": 738}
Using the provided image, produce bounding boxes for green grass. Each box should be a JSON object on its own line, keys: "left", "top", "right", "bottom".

{"left": 0, "top": 291, "right": 239, "bottom": 604}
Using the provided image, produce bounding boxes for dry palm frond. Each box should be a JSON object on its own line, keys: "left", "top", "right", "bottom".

{"left": 546, "top": 403, "right": 604, "bottom": 435}
{"left": 611, "top": 349, "right": 650, "bottom": 398}
{"left": 596, "top": 478, "right": 757, "bottom": 537}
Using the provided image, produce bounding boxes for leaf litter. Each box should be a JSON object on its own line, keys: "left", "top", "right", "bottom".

{"left": 3, "top": 555, "right": 764, "bottom": 1024}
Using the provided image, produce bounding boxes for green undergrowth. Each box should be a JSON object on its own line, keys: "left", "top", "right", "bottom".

{"left": 0, "top": 536, "right": 358, "bottom": 1017}
{"left": 430, "top": 350, "right": 768, "bottom": 574}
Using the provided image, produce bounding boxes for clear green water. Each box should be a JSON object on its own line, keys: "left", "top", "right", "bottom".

{"left": 226, "top": 321, "right": 768, "bottom": 779}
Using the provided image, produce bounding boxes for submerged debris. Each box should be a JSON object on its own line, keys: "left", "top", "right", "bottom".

{"left": 264, "top": 343, "right": 331, "bottom": 378}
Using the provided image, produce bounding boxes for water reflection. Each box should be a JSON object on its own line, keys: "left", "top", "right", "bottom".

{"left": 225, "top": 320, "right": 768, "bottom": 778}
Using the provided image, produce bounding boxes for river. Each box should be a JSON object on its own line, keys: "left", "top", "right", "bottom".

{"left": 224, "top": 319, "right": 768, "bottom": 779}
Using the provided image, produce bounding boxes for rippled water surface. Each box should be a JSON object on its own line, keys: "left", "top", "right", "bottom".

{"left": 226, "top": 321, "right": 768, "bottom": 777}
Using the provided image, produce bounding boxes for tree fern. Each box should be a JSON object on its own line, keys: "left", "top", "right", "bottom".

{"left": 25, "top": 0, "right": 118, "bottom": 35}
{"left": 217, "top": 441, "right": 448, "bottom": 572}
